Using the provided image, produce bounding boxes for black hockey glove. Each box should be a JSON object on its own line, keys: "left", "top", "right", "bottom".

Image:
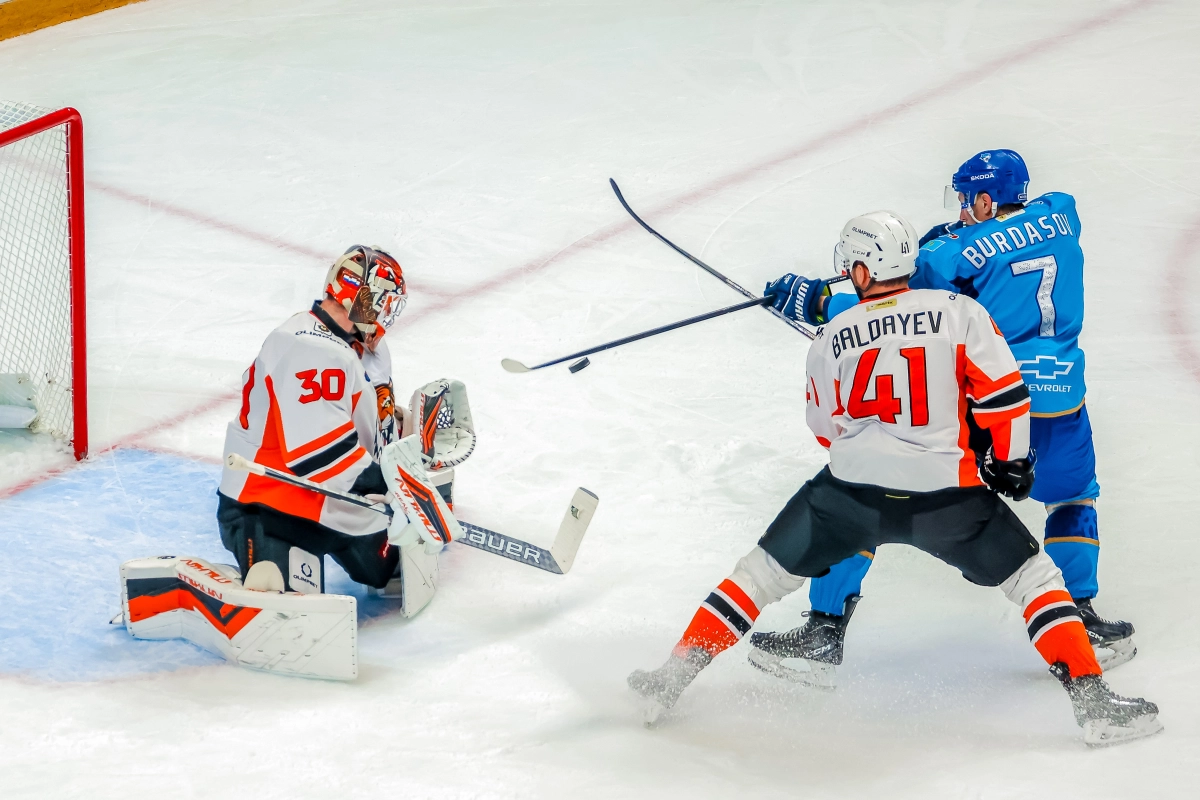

{"left": 980, "top": 447, "right": 1036, "bottom": 502}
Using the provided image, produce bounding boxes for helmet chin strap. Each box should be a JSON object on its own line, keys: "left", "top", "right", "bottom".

{"left": 962, "top": 193, "right": 996, "bottom": 225}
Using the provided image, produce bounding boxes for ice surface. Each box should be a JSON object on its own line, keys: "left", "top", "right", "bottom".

{"left": 0, "top": 449, "right": 407, "bottom": 681}
{"left": 1, "top": 0, "right": 1198, "bottom": 797}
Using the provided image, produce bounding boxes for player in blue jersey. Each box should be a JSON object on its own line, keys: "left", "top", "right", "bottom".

{"left": 750, "top": 150, "right": 1135, "bottom": 687}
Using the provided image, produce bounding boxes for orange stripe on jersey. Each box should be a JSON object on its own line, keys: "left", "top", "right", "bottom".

{"left": 284, "top": 420, "right": 356, "bottom": 462}
{"left": 809, "top": 377, "right": 820, "bottom": 407}
{"left": 239, "top": 363, "right": 256, "bottom": 430}
{"left": 351, "top": 390, "right": 362, "bottom": 413}
{"left": 832, "top": 379, "right": 845, "bottom": 416}
{"left": 238, "top": 376, "right": 325, "bottom": 521}
{"left": 258, "top": 375, "right": 359, "bottom": 464}
{"left": 717, "top": 579, "right": 760, "bottom": 623}
{"left": 954, "top": 344, "right": 981, "bottom": 488}
{"left": 815, "top": 435, "right": 832, "bottom": 449}
{"left": 990, "top": 317, "right": 1003, "bottom": 337}
{"left": 971, "top": 400, "right": 1031, "bottom": 427}
{"left": 963, "top": 356, "right": 1023, "bottom": 404}
{"left": 991, "top": 419, "right": 1013, "bottom": 460}
{"left": 310, "top": 446, "right": 367, "bottom": 484}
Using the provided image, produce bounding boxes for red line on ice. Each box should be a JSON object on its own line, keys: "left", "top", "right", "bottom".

{"left": 90, "top": 182, "right": 448, "bottom": 297}
{"left": 0, "top": 0, "right": 1157, "bottom": 498}
{"left": 400, "top": 0, "right": 1158, "bottom": 325}
{"left": 0, "top": 392, "right": 238, "bottom": 500}
{"left": 1165, "top": 213, "right": 1200, "bottom": 386}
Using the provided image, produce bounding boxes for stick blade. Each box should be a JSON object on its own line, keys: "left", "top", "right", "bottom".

{"left": 501, "top": 358, "right": 532, "bottom": 374}
{"left": 548, "top": 488, "right": 599, "bottom": 575}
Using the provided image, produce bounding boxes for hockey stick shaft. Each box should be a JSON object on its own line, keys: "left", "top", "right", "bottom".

{"left": 609, "top": 178, "right": 848, "bottom": 340}
{"left": 502, "top": 295, "right": 772, "bottom": 373}
{"left": 227, "top": 453, "right": 390, "bottom": 515}
{"left": 225, "top": 454, "right": 596, "bottom": 575}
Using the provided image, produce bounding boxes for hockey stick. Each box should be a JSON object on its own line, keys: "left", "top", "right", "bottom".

{"left": 609, "top": 178, "right": 850, "bottom": 341}
{"left": 225, "top": 454, "right": 598, "bottom": 575}
{"left": 501, "top": 295, "right": 773, "bottom": 373}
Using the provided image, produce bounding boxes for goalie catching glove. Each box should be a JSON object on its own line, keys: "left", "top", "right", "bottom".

{"left": 403, "top": 379, "right": 476, "bottom": 470}
{"left": 381, "top": 435, "right": 465, "bottom": 554}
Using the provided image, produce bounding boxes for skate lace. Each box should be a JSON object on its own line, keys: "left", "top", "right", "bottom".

{"left": 1079, "top": 602, "right": 1124, "bottom": 629}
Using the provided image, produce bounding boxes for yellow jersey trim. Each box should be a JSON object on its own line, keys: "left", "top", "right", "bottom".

{"left": 1030, "top": 398, "right": 1086, "bottom": 419}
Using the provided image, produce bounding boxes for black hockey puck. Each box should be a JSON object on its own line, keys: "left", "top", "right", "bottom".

{"left": 568, "top": 357, "right": 591, "bottom": 373}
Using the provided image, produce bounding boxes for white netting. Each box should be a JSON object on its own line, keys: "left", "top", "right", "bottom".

{"left": 0, "top": 101, "right": 76, "bottom": 445}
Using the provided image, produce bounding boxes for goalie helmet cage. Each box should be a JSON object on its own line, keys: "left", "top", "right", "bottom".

{"left": 0, "top": 102, "right": 87, "bottom": 460}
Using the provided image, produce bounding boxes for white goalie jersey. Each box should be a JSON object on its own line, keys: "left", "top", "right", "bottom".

{"left": 219, "top": 309, "right": 393, "bottom": 536}
{"left": 806, "top": 288, "right": 1031, "bottom": 492}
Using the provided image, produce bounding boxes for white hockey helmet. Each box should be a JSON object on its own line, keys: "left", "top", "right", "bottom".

{"left": 833, "top": 211, "right": 919, "bottom": 281}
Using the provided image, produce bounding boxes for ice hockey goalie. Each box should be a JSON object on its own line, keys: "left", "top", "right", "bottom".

{"left": 119, "top": 246, "right": 476, "bottom": 680}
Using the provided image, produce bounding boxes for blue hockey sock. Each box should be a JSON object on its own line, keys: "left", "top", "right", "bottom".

{"left": 808, "top": 551, "right": 874, "bottom": 615}
{"left": 1043, "top": 504, "right": 1099, "bottom": 600}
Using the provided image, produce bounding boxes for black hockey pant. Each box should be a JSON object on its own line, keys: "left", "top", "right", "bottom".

{"left": 217, "top": 492, "right": 398, "bottom": 590}
{"left": 759, "top": 467, "right": 1040, "bottom": 587}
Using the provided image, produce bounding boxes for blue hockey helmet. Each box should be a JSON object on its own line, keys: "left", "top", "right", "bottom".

{"left": 947, "top": 149, "right": 1030, "bottom": 209}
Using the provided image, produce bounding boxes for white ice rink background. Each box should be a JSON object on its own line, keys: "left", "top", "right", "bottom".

{"left": 1, "top": 0, "right": 1198, "bottom": 797}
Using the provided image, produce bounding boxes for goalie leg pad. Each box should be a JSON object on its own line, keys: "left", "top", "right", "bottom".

{"left": 121, "top": 556, "right": 357, "bottom": 681}
{"left": 399, "top": 542, "right": 439, "bottom": 618}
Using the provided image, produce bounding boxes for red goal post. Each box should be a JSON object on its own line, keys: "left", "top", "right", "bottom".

{"left": 0, "top": 103, "right": 87, "bottom": 460}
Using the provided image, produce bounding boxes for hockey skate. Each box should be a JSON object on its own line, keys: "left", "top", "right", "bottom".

{"left": 1077, "top": 599, "right": 1137, "bottom": 670}
{"left": 1051, "top": 663, "right": 1163, "bottom": 747}
{"left": 746, "top": 595, "right": 859, "bottom": 689}
{"left": 627, "top": 647, "right": 712, "bottom": 726}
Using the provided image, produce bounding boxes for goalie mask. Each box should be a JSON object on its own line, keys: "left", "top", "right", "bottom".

{"left": 325, "top": 245, "right": 408, "bottom": 336}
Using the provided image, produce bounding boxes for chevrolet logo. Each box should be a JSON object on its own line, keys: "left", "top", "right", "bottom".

{"left": 1018, "top": 355, "right": 1074, "bottom": 380}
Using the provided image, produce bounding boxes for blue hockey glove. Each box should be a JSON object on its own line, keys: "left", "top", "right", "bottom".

{"left": 763, "top": 273, "right": 830, "bottom": 326}
{"left": 918, "top": 220, "right": 964, "bottom": 248}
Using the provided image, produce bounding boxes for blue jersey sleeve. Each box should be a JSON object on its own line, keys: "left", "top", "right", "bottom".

{"left": 913, "top": 236, "right": 975, "bottom": 295}
{"left": 825, "top": 292, "right": 856, "bottom": 321}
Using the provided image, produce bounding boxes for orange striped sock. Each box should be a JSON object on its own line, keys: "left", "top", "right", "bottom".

{"left": 673, "top": 578, "right": 761, "bottom": 658}
{"left": 1024, "top": 589, "right": 1100, "bottom": 678}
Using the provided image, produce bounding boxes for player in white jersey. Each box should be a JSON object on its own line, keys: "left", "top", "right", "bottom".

{"left": 627, "top": 213, "right": 1161, "bottom": 746}
{"left": 217, "top": 245, "right": 475, "bottom": 599}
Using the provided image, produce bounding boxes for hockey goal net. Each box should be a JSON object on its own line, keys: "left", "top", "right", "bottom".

{"left": 0, "top": 102, "right": 87, "bottom": 460}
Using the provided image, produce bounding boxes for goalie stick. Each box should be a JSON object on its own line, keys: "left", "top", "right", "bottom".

{"left": 609, "top": 178, "right": 850, "bottom": 341}
{"left": 225, "top": 453, "right": 598, "bottom": 575}
{"left": 502, "top": 295, "right": 773, "bottom": 373}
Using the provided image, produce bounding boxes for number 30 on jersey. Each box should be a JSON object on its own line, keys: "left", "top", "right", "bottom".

{"left": 296, "top": 369, "right": 346, "bottom": 403}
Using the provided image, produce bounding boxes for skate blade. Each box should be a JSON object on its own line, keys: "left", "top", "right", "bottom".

{"left": 1095, "top": 638, "right": 1137, "bottom": 671}
{"left": 747, "top": 647, "right": 837, "bottom": 690}
{"left": 628, "top": 671, "right": 671, "bottom": 728}
{"left": 1083, "top": 714, "right": 1164, "bottom": 748}
{"left": 640, "top": 698, "right": 669, "bottom": 728}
